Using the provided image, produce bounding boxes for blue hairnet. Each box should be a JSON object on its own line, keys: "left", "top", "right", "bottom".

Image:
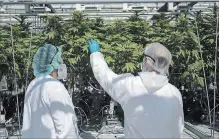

{"left": 33, "top": 44, "right": 62, "bottom": 77}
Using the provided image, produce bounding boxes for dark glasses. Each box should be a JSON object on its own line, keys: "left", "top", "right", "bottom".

{"left": 144, "top": 54, "right": 155, "bottom": 62}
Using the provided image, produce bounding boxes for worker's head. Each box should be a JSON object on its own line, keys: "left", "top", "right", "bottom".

{"left": 33, "top": 44, "right": 62, "bottom": 78}
{"left": 142, "top": 43, "right": 172, "bottom": 76}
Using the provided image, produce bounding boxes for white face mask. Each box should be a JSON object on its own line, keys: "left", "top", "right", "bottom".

{"left": 57, "top": 64, "right": 67, "bottom": 81}
{"left": 141, "top": 64, "right": 147, "bottom": 72}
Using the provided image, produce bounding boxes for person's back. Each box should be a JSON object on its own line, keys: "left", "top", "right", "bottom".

{"left": 121, "top": 72, "right": 183, "bottom": 138}
{"left": 88, "top": 40, "right": 184, "bottom": 138}
{"left": 22, "top": 44, "right": 79, "bottom": 139}
{"left": 22, "top": 75, "right": 78, "bottom": 138}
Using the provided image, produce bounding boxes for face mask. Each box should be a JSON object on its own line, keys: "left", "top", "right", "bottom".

{"left": 57, "top": 64, "right": 67, "bottom": 81}
{"left": 142, "top": 67, "right": 147, "bottom": 72}
{"left": 141, "top": 64, "right": 147, "bottom": 72}
{"left": 141, "top": 58, "right": 148, "bottom": 72}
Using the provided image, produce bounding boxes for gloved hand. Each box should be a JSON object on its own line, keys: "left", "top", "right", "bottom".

{"left": 88, "top": 40, "right": 100, "bottom": 53}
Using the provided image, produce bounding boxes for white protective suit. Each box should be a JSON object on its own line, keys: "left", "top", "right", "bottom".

{"left": 22, "top": 75, "right": 79, "bottom": 139}
{"left": 90, "top": 52, "right": 184, "bottom": 139}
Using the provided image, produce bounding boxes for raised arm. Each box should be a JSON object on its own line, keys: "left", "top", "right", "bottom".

{"left": 89, "top": 40, "right": 133, "bottom": 105}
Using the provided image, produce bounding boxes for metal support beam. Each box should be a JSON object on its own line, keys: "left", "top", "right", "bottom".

{"left": 0, "top": 11, "right": 213, "bottom": 25}
{"left": 46, "top": 4, "right": 56, "bottom": 13}
{"left": 0, "top": 12, "right": 181, "bottom": 17}
{"left": 185, "top": 122, "right": 211, "bottom": 139}
{"left": 0, "top": 11, "right": 213, "bottom": 17}
{"left": 157, "top": 3, "right": 168, "bottom": 12}
{"left": 2, "top": 0, "right": 218, "bottom": 5}
{"left": 188, "top": 2, "right": 197, "bottom": 7}
{"left": 174, "top": 2, "right": 180, "bottom": 6}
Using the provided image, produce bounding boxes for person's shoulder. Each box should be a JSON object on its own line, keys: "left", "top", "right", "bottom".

{"left": 32, "top": 76, "right": 65, "bottom": 93}
{"left": 45, "top": 78, "right": 65, "bottom": 91}
{"left": 121, "top": 73, "right": 146, "bottom": 84}
{"left": 26, "top": 78, "right": 39, "bottom": 92}
{"left": 167, "top": 83, "right": 183, "bottom": 102}
{"left": 46, "top": 79, "right": 68, "bottom": 99}
{"left": 168, "top": 83, "right": 180, "bottom": 92}
{"left": 28, "top": 77, "right": 38, "bottom": 86}
{"left": 123, "top": 73, "right": 136, "bottom": 78}
{"left": 115, "top": 73, "right": 135, "bottom": 80}
{"left": 45, "top": 77, "right": 62, "bottom": 85}
{"left": 112, "top": 73, "right": 136, "bottom": 89}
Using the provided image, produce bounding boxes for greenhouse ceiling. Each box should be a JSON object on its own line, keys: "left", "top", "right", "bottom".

{"left": 0, "top": 0, "right": 219, "bottom": 26}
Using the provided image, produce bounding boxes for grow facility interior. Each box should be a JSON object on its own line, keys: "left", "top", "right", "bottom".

{"left": 0, "top": 0, "right": 219, "bottom": 139}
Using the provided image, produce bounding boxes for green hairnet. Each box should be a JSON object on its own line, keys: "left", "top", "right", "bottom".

{"left": 33, "top": 44, "right": 62, "bottom": 77}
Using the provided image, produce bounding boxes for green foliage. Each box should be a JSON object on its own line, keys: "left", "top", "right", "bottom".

{"left": 0, "top": 9, "right": 218, "bottom": 119}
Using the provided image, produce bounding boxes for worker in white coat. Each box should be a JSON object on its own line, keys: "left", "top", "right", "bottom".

{"left": 22, "top": 44, "right": 79, "bottom": 139}
{"left": 88, "top": 40, "right": 184, "bottom": 138}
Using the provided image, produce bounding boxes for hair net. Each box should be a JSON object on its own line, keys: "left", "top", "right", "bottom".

{"left": 143, "top": 43, "right": 172, "bottom": 76}
{"left": 33, "top": 44, "right": 62, "bottom": 77}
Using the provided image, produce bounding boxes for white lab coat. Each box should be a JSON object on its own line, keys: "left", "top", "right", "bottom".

{"left": 22, "top": 75, "right": 79, "bottom": 139}
{"left": 90, "top": 52, "right": 184, "bottom": 139}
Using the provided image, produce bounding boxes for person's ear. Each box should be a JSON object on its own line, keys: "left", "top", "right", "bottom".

{"left": 50, "top": 70, "right": 57, "bottom": 78}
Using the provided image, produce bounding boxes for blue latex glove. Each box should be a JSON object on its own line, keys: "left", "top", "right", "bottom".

{"left": 88, "top": 40, "right": 100, "bottom": 53}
